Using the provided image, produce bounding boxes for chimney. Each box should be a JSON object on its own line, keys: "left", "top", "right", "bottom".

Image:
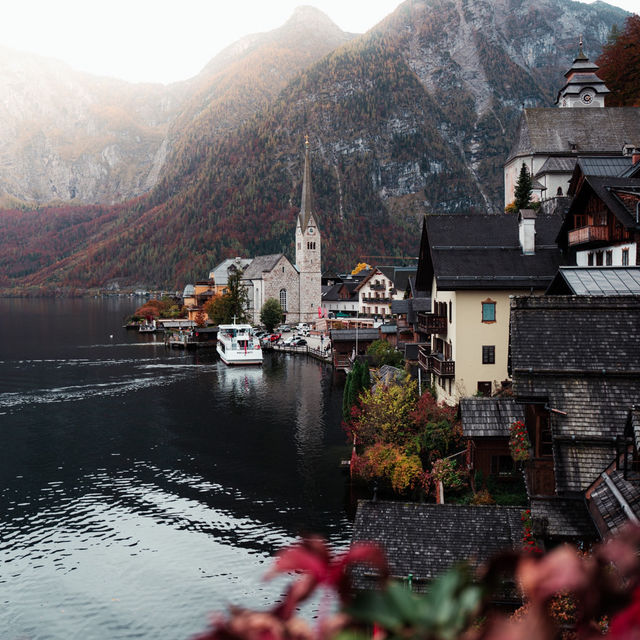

{"left": 519, "top": 209, "right": 536, "bottom": 255}
{"left": 633, "top": 147, "right": 640, "bottom": 165}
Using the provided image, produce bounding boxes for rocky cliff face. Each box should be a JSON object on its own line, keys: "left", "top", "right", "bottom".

{"left": 0, "top": 46, "right": 185, "bottom": 205}
{"left": 0, "top": 6, "right": 353, "bottom": 206}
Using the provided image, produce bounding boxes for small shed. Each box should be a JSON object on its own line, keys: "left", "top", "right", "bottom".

{"left": 460, "top": 397, "right": 524, "bottom": 479}
{"left": 330, "top": 328, "right": 380, "bottom": 362}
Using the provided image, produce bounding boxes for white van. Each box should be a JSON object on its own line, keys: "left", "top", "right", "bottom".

{"left": 296, "top": 322, "right": 310, "bottom": 335}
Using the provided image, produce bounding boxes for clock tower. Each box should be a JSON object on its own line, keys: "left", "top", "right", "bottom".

{"left": 295, "top": 136, "right": 322, "bottom": 324}
{"left": 556, "top": 37, "right": 610, "bottom": 108}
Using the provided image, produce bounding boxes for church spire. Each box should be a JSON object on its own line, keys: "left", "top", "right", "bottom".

{"left": 299, "top": 135, "right": 314, "bottom": 231}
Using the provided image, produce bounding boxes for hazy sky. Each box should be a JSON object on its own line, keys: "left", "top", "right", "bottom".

{"left": 2, "top": 0, "right": 636, "bottom": 84}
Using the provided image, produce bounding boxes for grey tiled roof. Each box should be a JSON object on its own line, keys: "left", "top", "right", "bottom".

{"left": 422, "top": 214, "right": 564, "bottom": 290}
{"left": 506, "top": 108, "right": 640, "bottom": 162}
{"left": 546, "top": 267, "right": 640, "bottom": 296}
{"left": 536, "top": 156, "right": 577, "bottom": 175}
{"left": 351, "top": 501, "right": 523, "bottom": 591}
{"left": 510, "top": 296, "right": 640, "bottom": 373}
{"left": 554, "top": 441, "right": 617, "bottom": 493}
{"left": 461, "top": 398, "right": 524, "bottom": 438}
{"left": 242, "top": 254, "right": 286, "bottom": 279}
{"left": 530, "top": 496, "right": 597, "bottom": 539}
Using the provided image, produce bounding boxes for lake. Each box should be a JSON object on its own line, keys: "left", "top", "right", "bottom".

{"left": 0, "top": 297, "right": 352, "bottom": 639}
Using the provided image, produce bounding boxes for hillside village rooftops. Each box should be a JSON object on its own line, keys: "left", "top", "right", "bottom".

{"left": 506, "top": 108, "right": 640, "bottom": 162}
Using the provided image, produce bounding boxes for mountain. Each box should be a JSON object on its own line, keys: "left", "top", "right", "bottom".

{"left": 0, "top": 0, "right": 630, "bottom": 292}
{"left": 0, "top": 6, "right": 352, "bottom": 207}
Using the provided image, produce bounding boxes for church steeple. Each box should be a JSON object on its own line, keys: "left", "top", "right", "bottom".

{"left": 556, "top": 37, "right": 610, "bottom": 108}
{"left": 298, "top": 135, "right": 315, "bottom": 231}
{"left": 295, "top": 136, "right": 322, "bottom": 324}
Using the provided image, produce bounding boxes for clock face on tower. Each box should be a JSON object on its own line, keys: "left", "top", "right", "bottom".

{"left": 308, "top": 227, "right": 315, "bottom": 235}
{"left": 581, "top": 90, "right": 594, "bottom": 104}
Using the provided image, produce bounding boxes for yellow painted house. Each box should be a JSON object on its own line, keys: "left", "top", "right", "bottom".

{"left": 415, "top": 211, "right": 564, "bottom": 404}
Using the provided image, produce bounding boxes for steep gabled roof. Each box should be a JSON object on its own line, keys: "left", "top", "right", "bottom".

{"left": 422, "top": 214, "right": 564, "bottom": 290}
{"left": 298, "top": 139, "right": 315, "bottom": 232}
{"left": 242, "top": 254, "right": 286, "bottom": 280}
{"left": 506, "top": 108, "right": 640, "bottom": 163}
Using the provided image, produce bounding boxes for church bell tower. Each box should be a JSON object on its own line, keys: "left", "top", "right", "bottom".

{"left": 295, "top": 136, "right": 322, "bottom": 324}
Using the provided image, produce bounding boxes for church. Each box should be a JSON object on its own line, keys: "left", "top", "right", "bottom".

{"left": 209, "top": 138, "right": 322, "bottom": 326}
{"left": 504, "top": 39, "right": 640, "bottom": 207}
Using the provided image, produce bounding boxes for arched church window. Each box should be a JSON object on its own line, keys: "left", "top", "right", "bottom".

{"left": 279, "top": 289, "right": 287, "bottom": 311}
{"left": 557, "top": 186, "right": 563, "bottom": 196}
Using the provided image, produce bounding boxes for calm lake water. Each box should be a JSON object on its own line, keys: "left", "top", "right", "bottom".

{"left": 0, "top": 297, "right": 352, "bottom": 640}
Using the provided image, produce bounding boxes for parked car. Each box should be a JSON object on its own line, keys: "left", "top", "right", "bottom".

{"left": 291, "top": 337, "right": 307, "bottom": 347}
{"left": 279, "top": 336, "right": 296, "bottom": 346}
{"left": 277, "top": 325, "right": 291, "bottom": 333}
{"left": 268, "top": 333, "right": 281, "bottom": 342}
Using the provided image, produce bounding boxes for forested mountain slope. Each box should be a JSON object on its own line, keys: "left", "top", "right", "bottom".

{"left": 0, "top": 0, "right": 629, "bottom": 291}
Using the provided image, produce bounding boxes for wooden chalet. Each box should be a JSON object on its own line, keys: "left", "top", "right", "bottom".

{"left": 460, "top": 397, "right": 524, "bottom": 480}
{"left": 557, "top": 156, "right": 640, "bottom": 267}
{"left": 510, "top": 294, "right": 640, "bottom": 543}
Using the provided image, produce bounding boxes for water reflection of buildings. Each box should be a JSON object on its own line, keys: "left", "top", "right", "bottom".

{"left": 290, "top": 357, "right": 326, "bottom": 473}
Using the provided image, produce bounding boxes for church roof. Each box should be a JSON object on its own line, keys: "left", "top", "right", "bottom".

{"left": 506, "top": 108, "right": 640, "bottom": 163}
{"left": 298, "top": 139, "right": 315, "bottom": 231}
{"left": 242, "top": 254, "right": 286, "bottom": 279}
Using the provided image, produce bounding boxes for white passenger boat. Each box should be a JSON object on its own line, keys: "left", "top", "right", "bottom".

{"left": 216, "top": 321, "right": 263, "bottom": 365}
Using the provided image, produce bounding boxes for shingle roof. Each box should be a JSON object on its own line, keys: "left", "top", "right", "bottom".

{"left": 506, "top": 108, "right": 640, "bottom": 162}
{"left": 461, "top": 398, "right": 524, "bottom": 438}
{"left": 530, "top": 496, "right": 598, "bottom": 539}
{"left": 546, "top": 267, "right": 640, "bottom": 296}
{"left": 510, "top": 295, "right": 640, "bottom": 373}
{"left": 351, "top": 501, "right": 523, "bottom": 591}
{"left": 423, "top": 214, "right": 564, "bottom": 290}
{"left": 587, "top": 453, "right": 640, "bottom": 537}
{"left": 242, "top": 254, "right": 286, "bottom": 279}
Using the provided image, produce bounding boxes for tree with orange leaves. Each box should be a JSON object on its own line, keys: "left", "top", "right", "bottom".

{"left": 597, "top": 15, "right": 640, "bottom": 107}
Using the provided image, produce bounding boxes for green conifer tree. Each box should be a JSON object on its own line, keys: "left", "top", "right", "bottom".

{"left": 514, "top": 162, "right": 533, "bottom": 211}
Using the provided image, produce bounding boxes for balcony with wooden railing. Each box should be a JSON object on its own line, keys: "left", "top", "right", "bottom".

{"left": 417, "top": 311, "right": 447, "bottom": 335}
{"left": 430, "top": 354, "right": 455, "bottom": 377}
{"left": 568, "top": 225, "right": 610, "bottom": 247}
{"left": 417, "top": 346, "right": 455, "bottom": 377}
{"left": 361, "top": 295, "right": 392, "bottom": 303}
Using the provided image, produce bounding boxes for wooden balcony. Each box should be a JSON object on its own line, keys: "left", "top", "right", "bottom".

{"left": 430, "top": 354, "right": 455, "bottom": 377}
{"left": 362, "top": 295, "right": 391, "bottom": 303}
{"left": 568, "top": 225, "right": 610, "bottom": 247}
{"left": 417, "top": 312, "right": 447, "bottom": 335}
{"left": 417, "top": 346, "right": 455, "bottom": 377}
